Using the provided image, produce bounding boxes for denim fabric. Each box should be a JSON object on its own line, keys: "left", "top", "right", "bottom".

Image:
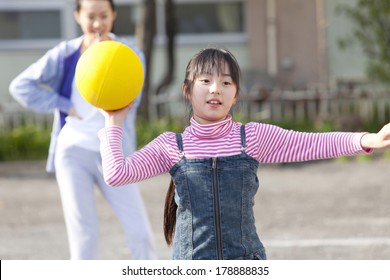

{"left": 169, "top": 126, "right": 266, "bottom": 260}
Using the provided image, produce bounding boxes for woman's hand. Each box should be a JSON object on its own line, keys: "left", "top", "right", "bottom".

{"left": 361, "top": 123, "right": 390, "bottom": 149}
{"left": 99, "top": 100, "right": 135, "bottom": 127}
{"left": 68, "top": 107, "right": 81, "bottom": 119}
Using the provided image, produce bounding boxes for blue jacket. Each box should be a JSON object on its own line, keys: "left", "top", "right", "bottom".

{"left": 9, "top": 34, "right": 145, "bottom": 172}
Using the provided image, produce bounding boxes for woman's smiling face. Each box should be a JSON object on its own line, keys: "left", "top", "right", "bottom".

{"left": 75, "top": 0, "right": 116, "bottom": 43}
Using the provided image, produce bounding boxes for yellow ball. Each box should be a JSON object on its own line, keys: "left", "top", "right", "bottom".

{"left": 75, "top": 41, "right": 144, "bottom": 110}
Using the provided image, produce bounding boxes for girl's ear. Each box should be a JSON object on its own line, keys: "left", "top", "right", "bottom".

{"left": 233, "top": 92, "right": 238, "bottom": 104}
{"left": 182, "top": 84, "right": 190, "bottom": 100}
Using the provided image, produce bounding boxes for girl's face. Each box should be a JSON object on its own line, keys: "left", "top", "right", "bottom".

{"left": 74, "top": 0, "right": 116, "bottom": 44}
{"left": 187, "top": 64, "right": 237, "bottom": 124}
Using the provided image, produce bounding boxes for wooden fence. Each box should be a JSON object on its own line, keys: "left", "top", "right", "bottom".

{"left": 1, "top": 89, "right": 390, "bottom": 130}
{"left": 241, "top": 89, "right": 390, "bottom": 125}
{"left": 0, "top": 102, "right": 53, "bottom": 130}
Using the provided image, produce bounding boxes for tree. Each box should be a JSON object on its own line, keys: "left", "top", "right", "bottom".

{"left": 136, "top": 0, "right": 177, "bottom": 120}
{"left": 136, "top": 0, "right": 156, "bottom": 119}
{"left": 337, "top": 0, "right": 390, "bottom": 85}
{"left": 155, "top": 0, "right": 176, "bottom": 118}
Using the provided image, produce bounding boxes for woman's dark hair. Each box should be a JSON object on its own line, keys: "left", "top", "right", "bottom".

{"left": 75, "top": 0, "right": 116, "bottom": 12}
{"left": 163, "top": 48, "right": 242, "bottom": 246}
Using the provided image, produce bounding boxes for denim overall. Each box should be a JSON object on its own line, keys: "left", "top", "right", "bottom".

{"left": 169, "top": 125, "right": 267, "bottom": 260}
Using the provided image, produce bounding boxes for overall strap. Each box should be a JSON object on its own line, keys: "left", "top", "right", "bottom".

{"left": 175, "top": 133, "right": 185, "bottom": 158}
{"left": 59, "top": 47, "right": 81, "bottom": 128}
{"left": 240, "top": 125, "right": 247, "bottom": 153}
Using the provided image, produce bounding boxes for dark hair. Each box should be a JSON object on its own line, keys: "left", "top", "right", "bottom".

{"left": 182, "top": 47, "right": 241, "bottom": 99}
{"left": 163, "top": 178, "right": 177, "bottom": 245}
{"left": 75, "top": 0, "right": 116, "bottom": 12}
{"left": 163, "top": 48, "right": 242, "bottom": 246}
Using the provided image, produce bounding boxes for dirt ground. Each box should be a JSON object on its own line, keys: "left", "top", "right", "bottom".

{"left": 1, "top": 157, "right": 390, "bottom": 260}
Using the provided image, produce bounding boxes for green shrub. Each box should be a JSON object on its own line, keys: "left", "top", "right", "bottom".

{"left": 0, "top": 119, "right": 185, "bottom": 161}
{"left": 383, "top": 149, "right": 390, "bottom": 160}
{"left": 0, "top": 125, "right": 50, "bottom": 161}
{"left": 0, "top": 116, "right": 386, "bottom": 161}
{"left": 136, "top": 117, "right": 184, "bottom": 148}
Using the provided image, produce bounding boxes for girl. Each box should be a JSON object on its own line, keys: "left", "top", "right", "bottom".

{"left": 9, "top": 0, "right": 156, "bottom": 260}
{"left": 99, "top": 47, "right": 390, "bottom": 260}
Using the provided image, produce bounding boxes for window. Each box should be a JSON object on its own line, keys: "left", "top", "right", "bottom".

{"left": 0, "top": 1, "right": 67, "bottom": 50}
{"left": 114, "top": 4, "right": 139, "bottom": 36}
{"left": 0, "top": 0, "right": 246, "bottom": 49}
{"left": 175, "top": 1, "right": 244, "bottom": 34}
{"left": 0, "top": 10, "right": 61, "bottom": 40}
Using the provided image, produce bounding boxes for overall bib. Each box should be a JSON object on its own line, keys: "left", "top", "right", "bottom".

{"left": 169, "top": 125, "right": 267, "bottom": 260}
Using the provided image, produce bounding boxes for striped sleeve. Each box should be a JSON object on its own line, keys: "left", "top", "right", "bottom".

{"left": 99, "top": 125, "right": 176, "bottom": 186}
{"left": 245, "top": 122, "right": 372, "bottom": 163}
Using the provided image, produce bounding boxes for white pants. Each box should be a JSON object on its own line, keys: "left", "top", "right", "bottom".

{"left": 54, "top": 145, "right": 157, "bottom": 259}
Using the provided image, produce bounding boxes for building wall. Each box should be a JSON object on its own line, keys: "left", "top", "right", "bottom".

{"left": 276, "top": 0, "right": 320, "bottom": 89}
{"left": 246, "top": 0, "right": 268, "bottom": 73}
{"left": 0, "top": 0, "right": 369, "bottom": 108}
{"left": 325, "top": 0, "right": 367, "bottom": 86}
{"left": 245, "top": 0, "right": 324, "bottom": 90}
{"left": 245, "top": 0, "right": 368, "bottom": 90}
{"left": 0, "top": 0, "right": 251, "bottom": 106}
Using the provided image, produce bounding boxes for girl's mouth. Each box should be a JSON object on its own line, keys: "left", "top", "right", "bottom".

{"left": 207, "top": 100, "right": 222, "bottom": 105}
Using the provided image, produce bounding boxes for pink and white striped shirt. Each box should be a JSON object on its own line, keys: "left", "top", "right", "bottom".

{"left": 99, "top": 115, "right": 370, "bottom": 186}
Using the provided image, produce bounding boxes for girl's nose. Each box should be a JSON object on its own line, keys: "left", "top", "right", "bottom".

{"left": 210, "top": 82, "right": 222, "bottom": 94}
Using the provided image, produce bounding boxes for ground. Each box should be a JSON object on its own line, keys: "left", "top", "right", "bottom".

{"left": 1, "top": 158, "right": 390, "bottom": 260}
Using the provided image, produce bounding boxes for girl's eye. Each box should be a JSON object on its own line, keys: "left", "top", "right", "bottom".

{"left": 200, "top": 79, "right": 210, "bottom": 83}
{"left": 223, "top": 81, "right": 232, "bottom": 86}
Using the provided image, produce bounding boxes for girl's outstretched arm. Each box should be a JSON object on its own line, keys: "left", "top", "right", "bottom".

{"left": 361, "top": 123, "right": 390, "bottom": 149}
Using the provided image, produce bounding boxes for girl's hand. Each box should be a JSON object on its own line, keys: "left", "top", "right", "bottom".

{"left": 99, "top": 101, "right": 135, "bottom": 127}
{"left": 361, "top": 123, "right": 390, "bottom": 149}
